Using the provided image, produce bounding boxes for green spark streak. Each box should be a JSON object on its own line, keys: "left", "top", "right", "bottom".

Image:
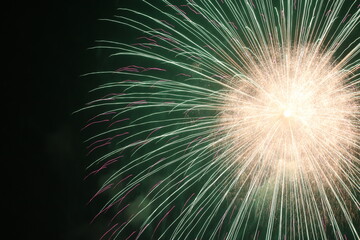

{"left": 79, "top": 0, "right": 360, "bottom": 239}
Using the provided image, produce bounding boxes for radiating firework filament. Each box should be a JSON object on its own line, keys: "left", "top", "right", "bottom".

{"left": 80, "top": 0, "right": 360, "bottom": 239}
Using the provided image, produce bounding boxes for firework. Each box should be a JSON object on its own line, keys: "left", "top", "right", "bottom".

{"left": 79, "top": 0, "right": 360, "bottom": 239}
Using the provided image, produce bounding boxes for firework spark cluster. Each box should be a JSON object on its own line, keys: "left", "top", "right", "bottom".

{"left": 220, "top": 45, "right": 358, "bottom": 175}
{"left": 80, "top": 0, "right": 360, "bottom": 239}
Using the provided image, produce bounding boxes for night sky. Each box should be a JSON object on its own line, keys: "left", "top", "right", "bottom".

{"left": 6, "top": 0, "right": 359, "bottom": 239}
{"left": 6, "top": 0, "right": 133, "bottom": 239}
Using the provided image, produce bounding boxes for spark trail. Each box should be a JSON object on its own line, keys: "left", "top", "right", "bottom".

{"left": 79, "top": 0, "right": 360, "bottom": 239}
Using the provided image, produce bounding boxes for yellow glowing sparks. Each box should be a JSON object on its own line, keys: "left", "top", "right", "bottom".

{"left": 220, "top": 46, "right": 359, "bottom": 174}
{"left": 216, "top": 45, "right": 359, "bottom": 239}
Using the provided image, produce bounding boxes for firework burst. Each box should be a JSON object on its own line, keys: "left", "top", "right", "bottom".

{"left": 79, "top": 0, "right": 360, "bottom": 239}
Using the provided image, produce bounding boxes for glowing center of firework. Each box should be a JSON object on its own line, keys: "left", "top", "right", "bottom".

{"left": 282, "top": 109, "right": 292, "bottom": 118}
{"left": 279, "top": 95, "right": 306, "bottom": 121}
{"left": 278, "top": 88, "right": 310, "bottom": 121}
{"left": 280, "top": 103, "right": 299, "bottom": 119}
{"left": 220, "top": 47, "right": 357, "bottom": 169}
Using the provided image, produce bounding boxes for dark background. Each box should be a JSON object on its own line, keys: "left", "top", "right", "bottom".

{"left": 6, "top": 0, "right": 134, "bottom": 239}
{"left": 5, "top": 1, "right": 359, "bottom": 239}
